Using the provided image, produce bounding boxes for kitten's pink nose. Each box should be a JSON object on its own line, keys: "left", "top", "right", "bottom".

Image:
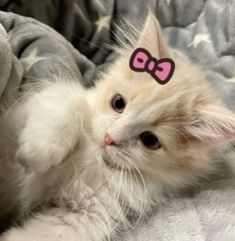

{"left": 104, "top": 133, "right": 116, "bottom": 146}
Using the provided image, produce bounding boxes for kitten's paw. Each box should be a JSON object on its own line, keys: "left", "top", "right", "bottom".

{"left": 0, "top": 230, "right": 28, "bottom": 241}
{"left": 15, "top": 82, "right": 84, "bottom": 174}
{"left": 16, "top": 140, "right": 63, "bottom": 174}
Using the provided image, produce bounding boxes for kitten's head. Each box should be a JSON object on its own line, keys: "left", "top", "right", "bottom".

{"left": 87, "top": 13, "right": 235, "bottom": 189}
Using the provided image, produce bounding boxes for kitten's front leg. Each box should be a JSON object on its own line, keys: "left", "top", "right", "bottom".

{"left": 0, "top": 207, "right": 114, "bottom": 241}
{"left": 17, "top": 82, "right": 89, "bottom": 173}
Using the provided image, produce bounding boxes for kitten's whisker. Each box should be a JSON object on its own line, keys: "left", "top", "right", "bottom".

{"left": 130, "top": 169, "right": 146, "bottom": 228}
{"left": 116, "top": 150, "right": 147, "bottom": 229}
{"left": 118, "top": 154, "right": 135, "bottom": 225}
{"left": 113, "top": 154, "right": 124, "bottom": 214}
{"left": 124, "top": 154, "right": 147, "bottom": 226}
{"left": 127, "top": 165, "right": 134, "bottom": 215}
{"left": 106, "top": 152, "right": 131, "bottom": 226}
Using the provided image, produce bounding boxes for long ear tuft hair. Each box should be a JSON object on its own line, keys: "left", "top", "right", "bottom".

{"left": 187, "top": 105, "right": 235, "bottom": 147}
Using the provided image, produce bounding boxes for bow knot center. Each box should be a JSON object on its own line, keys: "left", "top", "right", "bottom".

{"left": 147, "top": 60, "right": 155, "bottom": 71}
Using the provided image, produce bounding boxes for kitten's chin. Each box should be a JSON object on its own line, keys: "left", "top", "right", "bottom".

{"left": 102, "top": 149, "right": 126, "bottom": 170}
{"left": 102, "top": 156, "right": 118, "bottom": 169}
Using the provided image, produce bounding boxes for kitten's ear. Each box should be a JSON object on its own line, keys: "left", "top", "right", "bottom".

{"left": 187, "top": 105, "right": 235, "bottom": 147}
{"left": 136, "top": 12, "right": 171, "bottom": 59}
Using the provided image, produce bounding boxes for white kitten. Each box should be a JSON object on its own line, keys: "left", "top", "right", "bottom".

{"left": 0, "top": 13, "right": 235, "bottom": 241}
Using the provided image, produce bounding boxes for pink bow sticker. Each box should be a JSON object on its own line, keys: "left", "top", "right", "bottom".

{"left": 129, "top": 48, "right": 175, "bottom": 85}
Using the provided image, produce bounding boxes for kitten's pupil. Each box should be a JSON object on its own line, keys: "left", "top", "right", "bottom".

{"left": 140, "top": 131, "right": 161, "bottom": 150}
{"left": 111, "top": 94, "right": 126, "bottom": 113}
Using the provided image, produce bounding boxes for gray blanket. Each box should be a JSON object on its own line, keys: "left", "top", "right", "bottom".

{"left": 0, "top": 0, "right": 235, "bottom": 240}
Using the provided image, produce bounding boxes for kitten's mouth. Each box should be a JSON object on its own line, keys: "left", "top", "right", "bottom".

{"left": 103, "top": 158, "right": 116, "bottom": 169}
{"left": 102, "top": 152, "right": 123, "bottom": 170}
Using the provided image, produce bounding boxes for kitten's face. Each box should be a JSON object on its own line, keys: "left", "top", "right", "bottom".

{"left": 88, "top": 56, "right": 215, "bottom": 183}
{"left": 87, "top": 14, "right": 235, "bottom": 186}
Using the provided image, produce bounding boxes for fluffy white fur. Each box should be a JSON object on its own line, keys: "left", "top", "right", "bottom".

{"left": 0, "top": 13, "right": 235, "bottom": 241}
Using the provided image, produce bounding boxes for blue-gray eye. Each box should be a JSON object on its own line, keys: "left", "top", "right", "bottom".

{"left": 140, "top": 131, "right": 161, "bottom": 150}
{"left": 111, "top": 94, "right": 126, "bottom": 113}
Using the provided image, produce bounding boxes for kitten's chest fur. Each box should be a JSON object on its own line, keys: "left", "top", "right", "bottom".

{"left": 21, "top": 138, "right": 151, "bottom": 233}
{"left": 18, "top": 139, "right": 124, "bottom": 219}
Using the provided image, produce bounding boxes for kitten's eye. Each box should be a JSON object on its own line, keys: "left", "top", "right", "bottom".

{"left": 111, "top": 94, "right": 126, "bottom": 113}
{"left": 139, "top": 131, "right": 161, "bottom": 150}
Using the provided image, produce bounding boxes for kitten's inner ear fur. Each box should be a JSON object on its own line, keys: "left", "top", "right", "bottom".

{"left": 188, "top": 105, "right": 235, "bottom": 146}
{"left": 136, "top": 12, "right": 172, "bottom": 59}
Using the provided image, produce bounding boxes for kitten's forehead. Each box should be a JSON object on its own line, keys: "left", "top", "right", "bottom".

{"left": 99, "top": 51, "right": 212, "bottom": 126}
{"left": 119, "top": 69, "right": 207, "bottom": 126}
{"left": 119, "top": 81, "right": 176, "bottom": 126}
